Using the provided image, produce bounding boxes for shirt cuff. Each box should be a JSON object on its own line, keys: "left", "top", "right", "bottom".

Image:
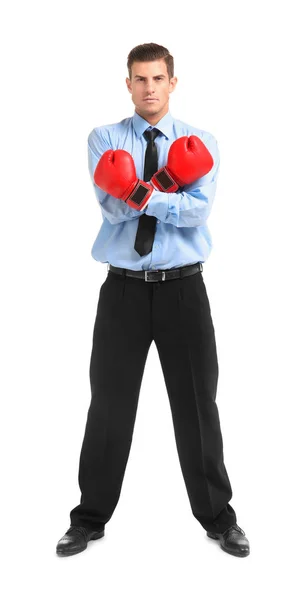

{"left": 144, "top": 190, "right": 168, "bottom": 221}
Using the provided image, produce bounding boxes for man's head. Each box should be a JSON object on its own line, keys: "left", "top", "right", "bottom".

{"left": 126, "top": 43, "right": 177, "bottom": 125}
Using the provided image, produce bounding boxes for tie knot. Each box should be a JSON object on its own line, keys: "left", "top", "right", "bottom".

{"left": 143, "top": 128, "right": 160, "bottom": 143}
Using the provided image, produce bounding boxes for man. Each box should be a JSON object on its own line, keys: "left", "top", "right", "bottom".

{"left": 56, "top": 42, "right": 250, "bottom": 558}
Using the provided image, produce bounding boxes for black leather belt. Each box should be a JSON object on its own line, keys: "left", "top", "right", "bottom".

{"left": 108, "top": 261, "right": 203, "bottom": 282}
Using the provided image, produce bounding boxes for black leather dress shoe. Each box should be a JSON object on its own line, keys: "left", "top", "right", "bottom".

{"left": 56, "top": 525, "right": 105, "bottom": 557}
{"left": 207, "top": 524, "right": 250, "bottom": 557}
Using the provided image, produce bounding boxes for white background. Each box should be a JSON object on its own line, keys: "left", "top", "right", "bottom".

{"left": 1, "top": 0, "right": 306, "bottom": 597}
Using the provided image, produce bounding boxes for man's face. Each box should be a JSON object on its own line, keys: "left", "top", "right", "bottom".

{"left": 126, "top": 59, "right": 177, "bottom": 121}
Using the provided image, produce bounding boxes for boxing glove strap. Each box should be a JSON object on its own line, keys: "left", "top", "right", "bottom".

{"left": 127, "top": 180, "right": 152, "bottom": 209}
{"left": 151, "top": 167, "right": 179, "bottom": 193}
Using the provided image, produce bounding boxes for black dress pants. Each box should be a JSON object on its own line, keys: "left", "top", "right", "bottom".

{"left": 69, "top": 263, "right": 237, "bottom": 534}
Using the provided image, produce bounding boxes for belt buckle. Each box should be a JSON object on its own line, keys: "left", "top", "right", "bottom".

{"left": 145, "top": 270, "right": 166, "bottom": 282}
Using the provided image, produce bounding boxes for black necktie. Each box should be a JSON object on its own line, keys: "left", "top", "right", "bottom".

{"left": 134, "top": 128, "right": 160, "bottom": 256}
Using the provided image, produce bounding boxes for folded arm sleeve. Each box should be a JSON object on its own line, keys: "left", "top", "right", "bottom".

{"left": 88, "top": 128, "right": 144, "bottom": 225}
{"left": 145, "top": 132, "right": 220, "bottom": 227}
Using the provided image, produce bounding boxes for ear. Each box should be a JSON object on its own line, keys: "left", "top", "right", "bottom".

{"left": 169, "top": 76, "right": 178, "bottom": 93}
{"left": 126, "top": 77, "right": 132, "bottom": 94}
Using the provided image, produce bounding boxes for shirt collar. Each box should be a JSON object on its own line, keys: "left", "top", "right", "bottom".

{"left": 132, "top": 110, "right": 173, "bottom": 140}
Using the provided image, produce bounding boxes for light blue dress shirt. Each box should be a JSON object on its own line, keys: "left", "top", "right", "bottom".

{"left": 88, "top": 110, "right": 220, "bottom": 271}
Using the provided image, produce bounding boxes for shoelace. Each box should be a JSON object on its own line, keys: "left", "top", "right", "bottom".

{"left": 223, "top": 524, "right": 245, "bottom": 536}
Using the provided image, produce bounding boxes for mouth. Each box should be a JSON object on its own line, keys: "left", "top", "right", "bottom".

{"left": 144, "top": 98, "right": 158, "bottom": 102}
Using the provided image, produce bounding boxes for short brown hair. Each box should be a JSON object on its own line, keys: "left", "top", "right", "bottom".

{"left": 127, "top": 42, "right": 174, "bottom": 80}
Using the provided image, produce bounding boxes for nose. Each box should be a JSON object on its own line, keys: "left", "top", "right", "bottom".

{"left": 145, "top": 80, "right": 155, "bottom": 94}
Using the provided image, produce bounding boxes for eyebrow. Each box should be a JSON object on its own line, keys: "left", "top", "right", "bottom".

{"left": 134, "top": 74, "right": 166, "bottom": 78}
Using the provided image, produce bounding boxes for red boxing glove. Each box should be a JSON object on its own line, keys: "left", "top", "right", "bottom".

{"left": 151, "top": 135, "right": 214, "bottom": 193}
{"left": 94, "top": 149, "right": 154, "bottom": 211}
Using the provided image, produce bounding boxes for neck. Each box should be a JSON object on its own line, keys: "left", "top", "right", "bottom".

{"left": 135, "top": 107, "right": 169, "bottom": 126}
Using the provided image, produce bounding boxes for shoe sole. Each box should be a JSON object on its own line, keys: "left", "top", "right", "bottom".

{"left": 56, "top": 530, "right": 105, "bottom": 557}
{"left": 206, "top": 531, "right": 250, "bottom": 558}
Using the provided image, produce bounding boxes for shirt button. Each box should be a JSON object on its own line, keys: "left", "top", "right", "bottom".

{"left": 157, "top": 220, "right": 160, "bottom": 223}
